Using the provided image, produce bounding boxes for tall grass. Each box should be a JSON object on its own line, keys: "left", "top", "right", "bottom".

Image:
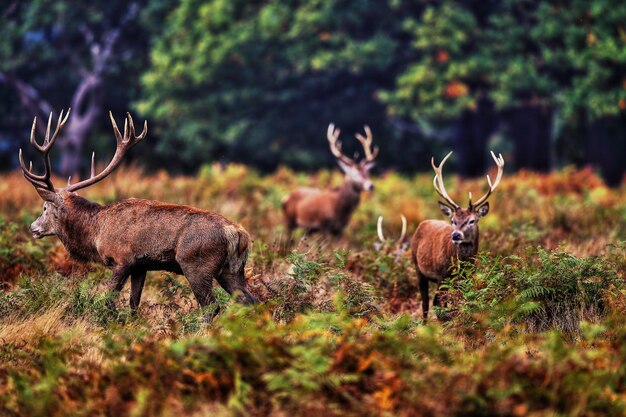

{"left": 0, "top": 165, "right": 625, "bottom": 416}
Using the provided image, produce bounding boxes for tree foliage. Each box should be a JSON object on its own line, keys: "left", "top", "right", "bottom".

{"left": 384, "top": 0, "right": 626, "bottom": 120}
{"left": 139, "top": 0, "right": 411, "bottom": 170}
{"left": 1, "top": 0, "right": 624, "bottom": 178}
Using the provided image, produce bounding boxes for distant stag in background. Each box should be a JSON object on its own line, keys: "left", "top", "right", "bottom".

{"left": 282, "top": 123, "right": 378, "bottom": 240}
{"left": 20, "top": 109, "right": 257, "bottom": 314}
{"left": 375, "top": 215, "right": 409, "bottom": 256}
{"left": 411, "top": 151, "right": 504, "bottom": 320}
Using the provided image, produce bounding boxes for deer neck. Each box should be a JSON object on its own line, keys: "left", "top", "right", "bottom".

{"left": 335, "top": 180, "right": 361, "bottom": 224}
{"left": 56, "top": 194, "right": 103, "bottom": 263}
{"left": 453, "top": 228, "right": 479, "bottom": 261}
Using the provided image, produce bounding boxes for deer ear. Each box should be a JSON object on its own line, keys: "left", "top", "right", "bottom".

{"left": 36, "top": 188, "right": 60, "bottom": 204}
{"left": 337, "top": 159, "right": 353, "bottom": 174}
{"left": 476, "top": 202, "right": 490, "bottom": 217}
{"left": 439, "top": 202, "right": 454, "bottom": 218}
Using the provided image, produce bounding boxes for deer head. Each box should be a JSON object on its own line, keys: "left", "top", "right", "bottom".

{"left": 19, "top": 109, "right": 147, "bottom": 239}
{"left": 431, "top": 151, "right": 504, "bottom": 245}
{"left": 327, "top": 123, "right": 378, "bottom": 192}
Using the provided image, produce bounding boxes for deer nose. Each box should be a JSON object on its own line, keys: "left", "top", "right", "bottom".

{"left": 30, "top": 224, "right": 42, "bottom": 238}
{"left": 363, "top": 182, "right": 374, "bottom": 192}
{"left": 451, "top": 231, "right": 463, "bottom": 242}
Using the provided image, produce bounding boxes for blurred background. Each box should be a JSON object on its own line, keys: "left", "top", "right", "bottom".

{"left": 1, "top": 0, "right": 625, "bottom": 184}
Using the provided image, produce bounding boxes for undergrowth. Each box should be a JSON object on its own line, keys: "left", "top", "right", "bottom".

{"left": 0, "top": 166, "right": 625, "bottom": 416}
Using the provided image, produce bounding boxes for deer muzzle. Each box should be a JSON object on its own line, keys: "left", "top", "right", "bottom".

{"left": 30, "top": 223, "right": 44, "bottom": 239}
{"left": 451, "top": 231, "right": 464, "bottom": 244}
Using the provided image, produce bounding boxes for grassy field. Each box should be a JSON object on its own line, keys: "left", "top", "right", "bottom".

{"left": 1, "top": 164, "right": 625, "bottom": 416}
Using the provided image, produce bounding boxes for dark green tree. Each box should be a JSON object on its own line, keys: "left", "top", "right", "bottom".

{"left": 139, "top": 0, "right": 414, "bottom": 171}
{"left": 537, "top": 0, "right": 626, "bottom": 184}
{"left": 490, "top": 0, "right": 626, "bottom": 181}
{"left": 385, "top": 0, "right": 626, "bottom": 178}
{"left": 381, "top": 0, "right": 502, "bottom": 176}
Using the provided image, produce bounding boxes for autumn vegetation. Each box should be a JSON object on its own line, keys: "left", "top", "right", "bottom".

{"left": 1, "top": 165, "right": 625, "bottom": 416}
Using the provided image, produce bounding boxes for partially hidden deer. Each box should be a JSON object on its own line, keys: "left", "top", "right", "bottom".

{"left": 282, "top": 123, "right": 378, "bottom": 239}
{"left": 411, "top": 151, "right": 504, "bottom": 320}
{"left": 375, "top": 214, "right": 409, "bottom": 255}
{"left": 20, "top": 109, "right": 258, "bottom": 314}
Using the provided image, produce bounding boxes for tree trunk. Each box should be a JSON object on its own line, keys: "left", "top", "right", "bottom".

{"left": 555, "top": 107, "right": 587, "bottom": 167}
{"left": 58, "top": 129, "right": 87, "bottom": 178}
{"left": 454, "top": 98, "right": 496, "bottom": 177}
{"left": 587, "top": 115, "right": 626, "bottom": 187}
{"left": 58, "top": 85, "right": 101, "bottom": 177}
{"left": 507, "top": 104, "right": 552, "bottom": 171}
{"left": 0, "top": 4, "right": 137, "bottom": 176}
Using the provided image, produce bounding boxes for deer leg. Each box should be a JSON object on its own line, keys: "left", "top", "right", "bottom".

{"left": 106, "top": 266, "right": 131, "bottom": 310}
{"left": 433, "top": 282, "right": 449, "bottom": 321}
{"left": 216, "top": 271, "right": 259, "bottom": 305}
{"left": 330, "top": 226, "right": 343, "bottom": 238}
{"left": 178, "top": 260, "right": 222, "bottom": 321}
{"left": 282, "top": 202, "right": 296, "bottom": 247}
{"left": 418, "top": 272, "right": 429, "bottom": 321}
{"left": 129, "top": 270, "right": 147, "bottom": 312}
{"left": 187, "top": 275, "right": 220, "bottom": 321}
{"left": 285, "top": 225, "right": 298, "bottom": 251}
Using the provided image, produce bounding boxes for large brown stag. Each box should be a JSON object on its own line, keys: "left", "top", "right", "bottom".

{"left": 20, "top": 109, "right": 257, "bottom": 314}
{"left": 282, "top": 124, "right": 378, "bottom": 239}
{"left": 411, "top": 151, "right": 504, "bottom": 320}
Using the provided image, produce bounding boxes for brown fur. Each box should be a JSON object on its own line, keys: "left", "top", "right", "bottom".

{"left": 282, "top": 180, "right": 362, "bottom": 238}
{"left": 410, "top": 207, "right": 483, "bottom": 320}
{"left": 39, "top": 192, "right": 257, "bottom": 312}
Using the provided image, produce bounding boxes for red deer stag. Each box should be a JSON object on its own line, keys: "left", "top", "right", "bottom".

{"left": 20, "top": 109, "right": 257, "bottom": 314}
{"left": 411, "top": 151, "right": 504, "bottom": 320}
{"left": 282, "top": 123, "right": 378, "bottom": 239}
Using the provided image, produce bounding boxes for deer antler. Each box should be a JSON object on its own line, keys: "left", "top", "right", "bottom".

{"left": 377, "top": 215, "right": 407, "bottom": 243}
{"left": 471, "top": 151, "right": 505, "bottom": 208}
{"left": 355, "top": 125, "right": 379, "bottom": 162}
{"left": 19, "top": 109, "right": 71, "bottom": 191}
{"left": 431, "top": 151, "right": 460, "bottom": 209}
{"left": 327, "top": 123, "right": 354, "bottom": 166}
{"left": 64, "top": 111, "right": 147, "bottom": 192}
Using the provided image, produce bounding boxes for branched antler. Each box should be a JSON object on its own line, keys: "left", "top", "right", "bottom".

{"left": 471, "top": 151, "right": 505, "bottom": 208}
{"left": 327, "top": 123, "right": 355, "bottom": 166}
{"left": 328, "top": 123, "right": 379, "bottom": 166}
{"left": 19, "top": 109, "right": 71, "bottom": 191}
{"left": 431, "top": 151, "right": 460, "bottom": 209}
{"left": 355, "top": 125, "right": 379, "bottom": 162}
{"left": 65, "top": 112, "right": 147, "bottom": 192}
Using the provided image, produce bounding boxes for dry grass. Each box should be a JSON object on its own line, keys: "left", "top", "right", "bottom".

{"left": 0, "top": 165, "right": 625, "bottom": 416}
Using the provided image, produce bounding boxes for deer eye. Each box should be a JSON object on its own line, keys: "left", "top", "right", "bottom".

{"left": 469, "top": 219, "right": 475, "bottom": 225}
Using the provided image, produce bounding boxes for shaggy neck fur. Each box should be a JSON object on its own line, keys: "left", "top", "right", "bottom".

{"left": 56, "top": 194, "right": 103, "bottom": 262}
{"left": 452, "top": 227, "right": 479, "bottom": 261}
{"left": 335, "top": 180, "right": 361, "bottom": 226}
